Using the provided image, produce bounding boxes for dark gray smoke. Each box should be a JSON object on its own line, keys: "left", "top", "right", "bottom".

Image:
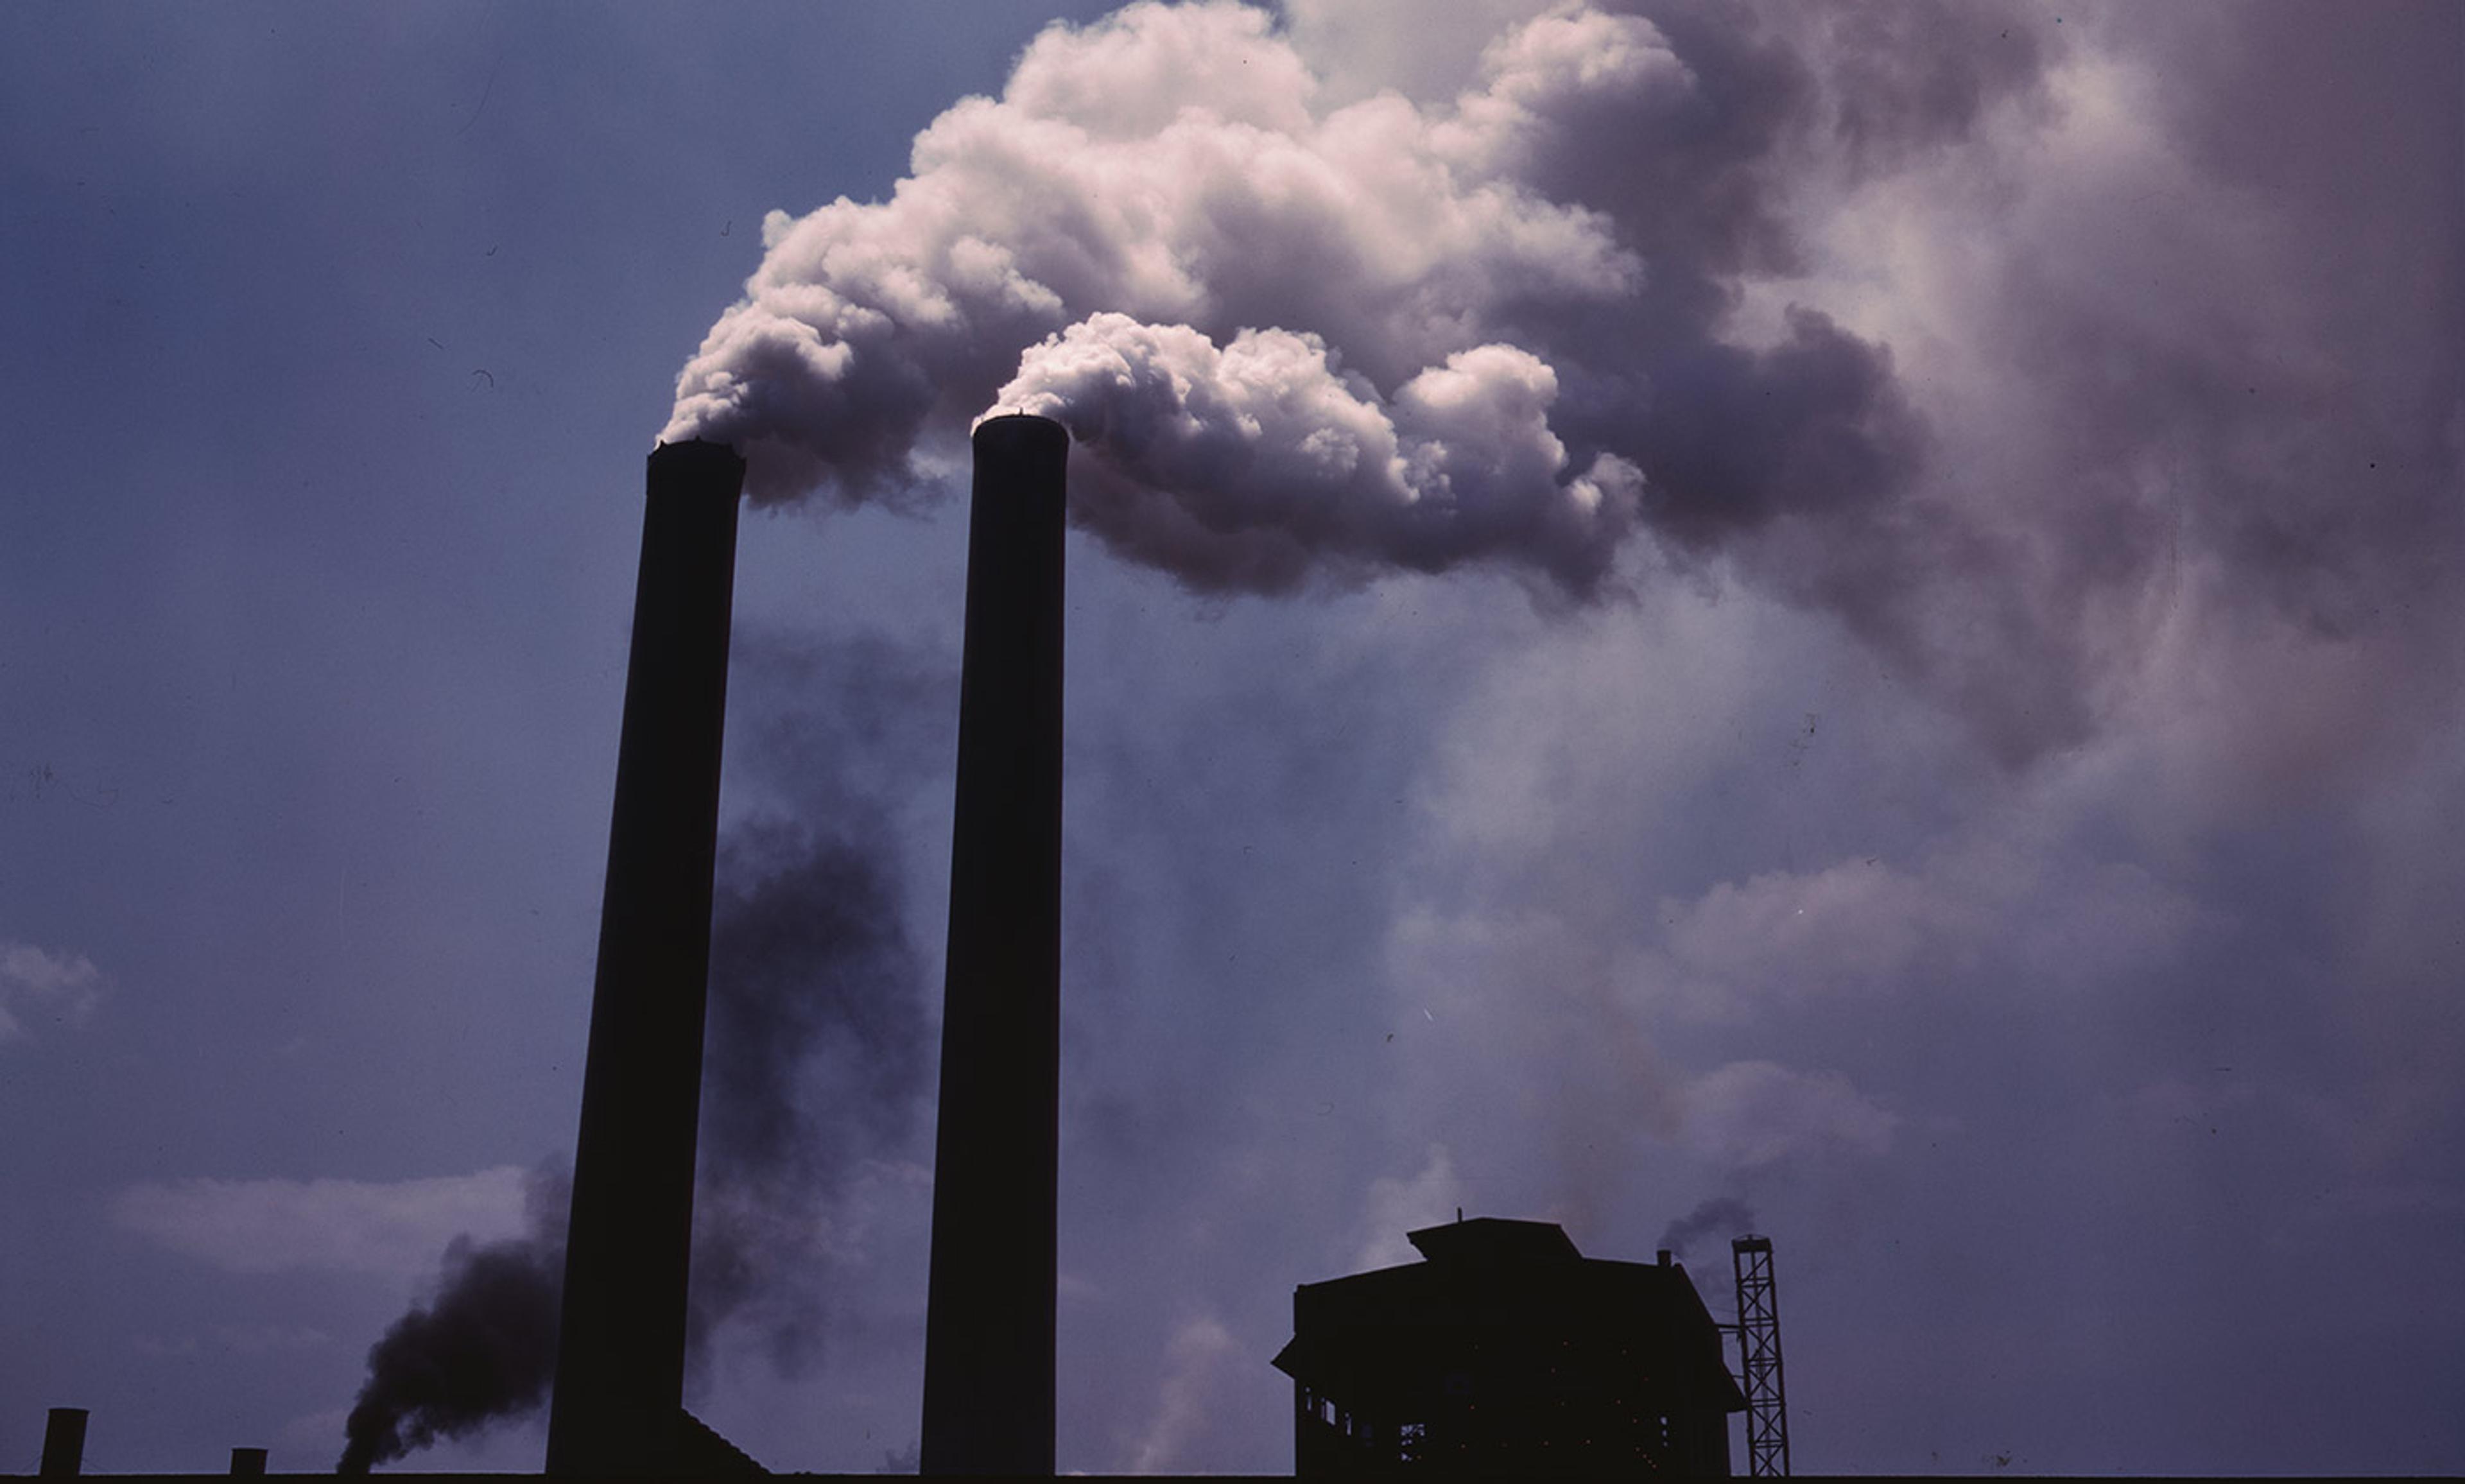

{"left": 687, "top": 813, "right": 930, "bottom": 1376}
{"left": 681, "top": 628, "right": 947, "bottom": 1379}
{"left": 1656, "top": 1195, "right": 1755, "bottom": 1263}
{"left": 336, "top": 1166, "right": 569, "bottom": 1473}
{"left": 338, "top": 631, "right": 946, "bottom": 1464}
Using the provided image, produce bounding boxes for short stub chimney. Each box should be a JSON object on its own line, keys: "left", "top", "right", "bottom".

{"left": 40, "top": 1408, "right": 88, "bottom": 1477}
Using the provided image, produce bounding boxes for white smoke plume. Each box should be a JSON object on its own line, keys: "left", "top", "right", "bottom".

{"left": 662, "top": 0, "right": 2459, "bottom": 770}
{"left": 662, "top": 0, "right": 1925, "bottom": 601}
{"left": 999, "top": 316, "right": 1643, "bottom": 593}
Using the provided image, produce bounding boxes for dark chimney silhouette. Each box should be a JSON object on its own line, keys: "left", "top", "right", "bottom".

{"left": 40, "top": 1408, "right": 87, "bottom": 1477}
{"left": 918, "top": 415, "right": 1069, "bottom": 1476}
{"left": 547, "top": 440, "right": 745, "bottom": 1475}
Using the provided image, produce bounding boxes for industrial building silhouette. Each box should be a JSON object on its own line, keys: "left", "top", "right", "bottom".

{"left": 1274, "top": 1218, "right": 1746, "bottom": 1478}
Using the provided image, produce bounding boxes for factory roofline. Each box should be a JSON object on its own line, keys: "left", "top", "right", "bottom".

{"left": 1403, "top": 1214, "right": 1583, "bottom": 1268}
{"left": 1275, "top": 1216, "right": 1748, "bottom": 1419}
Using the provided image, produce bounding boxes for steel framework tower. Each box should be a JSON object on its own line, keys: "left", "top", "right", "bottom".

{"left": 1732, "top": 1235, "right": 1790, "bottom": 1477}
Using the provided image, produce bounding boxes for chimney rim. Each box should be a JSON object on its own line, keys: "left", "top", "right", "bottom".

{"left": 971, "top": 411, "right": 1070, "bottom": 452}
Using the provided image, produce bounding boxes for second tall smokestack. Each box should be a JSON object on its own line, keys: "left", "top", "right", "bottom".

{"left": 919, "top": 415, "right": 1069, "bottom": 1476}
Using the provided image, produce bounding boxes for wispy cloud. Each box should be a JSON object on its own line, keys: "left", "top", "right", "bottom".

{"left": 1120, "top": 1312, "right": 1241, "bottom": 1474}
{"left": 0, "top": 939, "right": 107, "bottom": 1044}
{"left": 1353, "top": 1143, "right": 1466, "bottom": 1270}
{"left": 112, "top": 1168, "right": 530, "bottom": 1278}
{"left": 1675, "top": 1060, "right": 1899, "bottom": 1169}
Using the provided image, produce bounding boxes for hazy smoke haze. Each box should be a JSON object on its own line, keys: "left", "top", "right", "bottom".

{"left": 1656, "top": 1195, "right": 1754, "bottom": 1263}
{"left": 682, "top": 633, "right": 945, "bottom": 1399}
{"left": 688, "top": 811, "right": 930, "bottom": 1379}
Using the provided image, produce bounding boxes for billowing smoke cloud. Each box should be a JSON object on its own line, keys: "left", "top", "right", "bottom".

{"left": 336, "top": 1167, "right": 569, "bottom": 1473}
{"left": 338, "top": 633, "right": 942, "bottom": 1464}
{"left": 661, "top": 0, "right": 1942, "bottom": 607}
{"left": 1656, "top": 1195, "right": 1754, "bottom": 1263}
{"left": 998, "top": 316, "right": 1643, "bottom": 595}
{"left": 666, "top": 0, "right": 2462, "bottom": 769}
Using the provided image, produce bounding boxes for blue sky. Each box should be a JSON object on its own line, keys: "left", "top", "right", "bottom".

{"left": 3, "top": 2, "right": 2461, "bottom": 1475}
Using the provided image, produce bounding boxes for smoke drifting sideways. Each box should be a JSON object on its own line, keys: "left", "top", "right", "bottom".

{"left": 336, "top": 635, "right": 941, "bottom": 1470}
{"left": 666, "top": 0, "right": 2465, "bottom": 769}
{"left": 661, "top": 1, "right": 1956, "bottom": 608}
{"left": 1656, "top": 1195, "right": 1756, "bottom": 1266}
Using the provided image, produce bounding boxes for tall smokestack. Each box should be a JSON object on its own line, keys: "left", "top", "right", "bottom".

{"left": 547, "top": 439, "right": 744, "bottom": 1476}
{"left": 919, "top": 415, "right": 1068, "bottom": 1476}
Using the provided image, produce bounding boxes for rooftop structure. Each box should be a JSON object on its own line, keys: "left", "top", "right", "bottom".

{"left": 1274, "top": 1218, "right": 1746, "bottom": 1478}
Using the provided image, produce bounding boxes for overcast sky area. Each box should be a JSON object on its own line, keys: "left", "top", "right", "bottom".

{"left": 3, "top": 1, "right": 2461, "bottom": 1476}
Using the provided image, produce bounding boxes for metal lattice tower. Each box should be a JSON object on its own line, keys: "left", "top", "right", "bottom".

{"left": 1732, "top": 1235, "right": 1790, "bottom": 1477}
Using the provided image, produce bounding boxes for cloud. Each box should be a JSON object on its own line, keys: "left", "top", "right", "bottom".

{"left": 1747, "top": 1, "right": 2463, "bottom": 764}
{"left": 1645, "top": 809, "right": 2217, "bottom": 1020}
{"left": 1281, "top": 0, "right": 1555, "bottom": 105}
{"left": 1119, "top": 1313, "right": 1241, "bottom": 1474}
{"left": 1674, "top": 1060, "right": 1899, "bottom": 1168}
{"left": 1353, "top": 1144, "right": 1466, "bottom": 1270}
{"left": 1659, "top": 856, "right": 1978, "bottom": 999}
{"left": 0, "top": 938, "right": 108, "bottom": 1043}
{"left": 112, "top": 1167, "right": 530, "bottom": 1277}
